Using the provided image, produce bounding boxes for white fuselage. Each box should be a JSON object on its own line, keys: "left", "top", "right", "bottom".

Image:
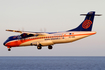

{"left": 19, "top": 31, "right": 96, "bottom": 46}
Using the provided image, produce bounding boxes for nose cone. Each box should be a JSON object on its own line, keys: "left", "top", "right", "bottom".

{"left": 3, "top": 42, "right": 6, "bottom": 46}
{"left": 3, "top": 39, "right": 9, "bottom": 46}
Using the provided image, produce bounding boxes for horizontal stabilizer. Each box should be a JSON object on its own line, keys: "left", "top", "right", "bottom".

{"left": 67, "top": 11, "right": 101, "bottom": 31}
{"left": 80, "top": 14, "right": 102, "bottom": 16}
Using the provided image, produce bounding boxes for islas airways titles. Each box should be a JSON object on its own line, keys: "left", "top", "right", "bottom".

{"left": 3, "top": 11, "right": 101, "bottom": 51}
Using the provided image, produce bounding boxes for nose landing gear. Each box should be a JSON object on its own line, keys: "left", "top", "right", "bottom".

{"left": 8, "top": 48, "right": 11, "bottom": 51}
{"left": 7, "top": 47, "right": 11, "bottom": 51}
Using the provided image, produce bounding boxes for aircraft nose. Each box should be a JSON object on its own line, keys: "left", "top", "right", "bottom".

{"left": 3, "top": 42, "right": 6, "bottom": 46}
{"left": 3, "top": 40, "right": 8, "bottom": 46}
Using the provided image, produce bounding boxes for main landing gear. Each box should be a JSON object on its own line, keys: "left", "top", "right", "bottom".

{"left": 37, "top": 44, "right": 53, "bottom": 50}
{"left": 48, "top": 45, "right": 53, "bottom": 49}
{"left": 37, "top": 44, "right": 42, "bottom": 50}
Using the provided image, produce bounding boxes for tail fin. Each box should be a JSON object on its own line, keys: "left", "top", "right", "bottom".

{"left": 67, "top": 11, "right": 101, "bottom": 31}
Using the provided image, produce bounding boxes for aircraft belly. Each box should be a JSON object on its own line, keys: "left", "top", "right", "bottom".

{"left": 40, "top": 40, "right": 54, "bottom": 46}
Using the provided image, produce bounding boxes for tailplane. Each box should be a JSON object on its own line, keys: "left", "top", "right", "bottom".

{"left": 67, "top": 11, "right": 101, "bottom": 31}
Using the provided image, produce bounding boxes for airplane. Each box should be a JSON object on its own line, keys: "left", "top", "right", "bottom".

{"left": 3, "top": 11, "right": 101, "bottom": 51}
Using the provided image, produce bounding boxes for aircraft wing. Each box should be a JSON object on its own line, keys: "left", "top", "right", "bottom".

{"left": 6, "top": 29, "right": 49, "bottom": 36}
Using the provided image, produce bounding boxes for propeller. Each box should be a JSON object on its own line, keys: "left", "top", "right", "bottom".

{"left": 40, "top": 28, "right": 46, "bottom": 32}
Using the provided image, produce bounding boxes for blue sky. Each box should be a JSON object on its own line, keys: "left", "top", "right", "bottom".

{"left": 0, "top": 0, "right": 105, "bottom": 56}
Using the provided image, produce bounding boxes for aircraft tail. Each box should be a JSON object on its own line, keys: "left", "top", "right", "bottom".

{"left": 67, "top": 11, "right": 101, "bottom": 31}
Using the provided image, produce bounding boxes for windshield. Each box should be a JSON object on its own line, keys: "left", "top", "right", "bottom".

{"left": 20, "top": 33, "right": 35, "bottom": 38}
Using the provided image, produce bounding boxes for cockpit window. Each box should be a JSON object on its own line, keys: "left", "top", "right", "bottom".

{"left": 28, "top": 34, "right": 34, "bottom": 37}
{"left": 20, "top": 33, "right": 35, "bottom": 39}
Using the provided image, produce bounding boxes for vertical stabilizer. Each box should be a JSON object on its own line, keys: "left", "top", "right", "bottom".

{"left": 68, "top": 11, "right": 95, "bottom": 31}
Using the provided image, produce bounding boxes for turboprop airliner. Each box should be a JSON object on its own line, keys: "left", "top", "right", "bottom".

{"left": 3, "top": 11, "right": 101, "bottom": 51}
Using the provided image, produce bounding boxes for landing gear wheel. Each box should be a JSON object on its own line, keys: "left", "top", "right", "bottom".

{"left": 48, "top": 45, "right": 53, "bottom": 49}
{"left": 8, "top": 48, "right": 11, "bottom": 51}
{"left": 37, "top": 44, "right": 42, "bottom": 50}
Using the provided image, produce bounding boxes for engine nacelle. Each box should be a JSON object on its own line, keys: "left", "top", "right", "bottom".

{"left": 39, "top": 41, "right": 54, "bottom": 46}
